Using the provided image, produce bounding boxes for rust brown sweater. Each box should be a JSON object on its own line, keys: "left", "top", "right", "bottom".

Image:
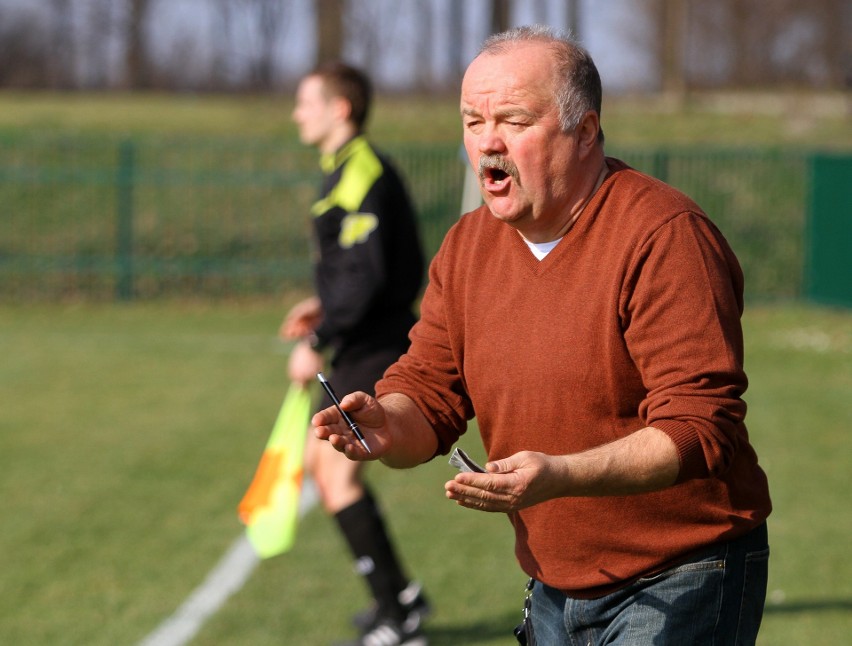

{"left": 377, "top": 158, "right": 771, "bottom": 597}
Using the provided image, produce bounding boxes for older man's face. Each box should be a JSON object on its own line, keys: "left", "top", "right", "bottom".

{"left": 461, "top": 42, "right": 584, "bottom": 241}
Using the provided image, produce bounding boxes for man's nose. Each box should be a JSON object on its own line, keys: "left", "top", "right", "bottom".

{"left": 477, "top": 123, "right": 507, "bottom": 155}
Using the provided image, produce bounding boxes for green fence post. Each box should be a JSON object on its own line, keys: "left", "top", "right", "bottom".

{"left": 805, "top": 153, "right": 852, "bottom": 308}
{"left": 116, "top": 140, "right": 135, "bottom": 301}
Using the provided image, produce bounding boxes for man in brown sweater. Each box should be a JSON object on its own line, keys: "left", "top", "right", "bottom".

{"left": 313, "top": 25, "right": 771, "bottom": 645}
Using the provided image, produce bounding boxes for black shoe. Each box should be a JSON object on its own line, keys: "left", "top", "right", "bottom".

{"left": 335, "top": 618, "right": 428, "bottom": 646}
{"left": 352, "top": 581, "right": 432, "bottom": 634}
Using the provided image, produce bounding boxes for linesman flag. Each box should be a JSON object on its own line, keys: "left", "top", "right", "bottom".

{"left": 238, "top": 383, "right": 312, "bottom": 558}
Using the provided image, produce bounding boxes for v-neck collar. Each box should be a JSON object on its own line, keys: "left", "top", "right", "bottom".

{"left": 514, "top": 159, "right": 616, "bottom": 276}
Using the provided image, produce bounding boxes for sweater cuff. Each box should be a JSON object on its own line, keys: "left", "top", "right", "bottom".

{"left": 651, "top": 419, "right": 709, "bottom": 483}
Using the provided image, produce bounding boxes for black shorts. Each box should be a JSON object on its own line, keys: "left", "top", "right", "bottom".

{"left": 314, "top": 346, "right": 407, "bottom": 415}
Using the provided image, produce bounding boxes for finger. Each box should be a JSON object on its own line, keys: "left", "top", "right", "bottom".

{"left": 331, "top": 435, "right": 351, "bottom": 453}
{"left": 314, "top": 420, "right": 346, "bottom": 442}
{"left": 312, "top": 406, "right": 341, "bottom": 428}
{"left": 324, "top": 428, "right": 372, "bottom": 459}
{"left": 446, "top": 479, "right": 503, "bottom": 504}
{"left": 486, "top": 455, "right": 522, "bottom": 473}
{"left": 342, "top": 443, "right": 371, "bottom": 461}
{"left": 450, "top": 492, "right": 504, "bottom": 513}
{"left": 339, "top": 391, "right": 369, "bottom": 413}
{"left": 450, "top": 472, "right": 504, "bottom": 495}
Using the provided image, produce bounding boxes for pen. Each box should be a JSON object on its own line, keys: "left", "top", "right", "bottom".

{"left": 316, "top": 372, "right": 371, "bottom": 454}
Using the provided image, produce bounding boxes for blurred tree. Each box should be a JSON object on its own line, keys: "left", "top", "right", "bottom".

{"left": 240, "top": 0, "right": 289, "bottom": 89}
{"left": 659, "top": 0, "right": 686, "bottom": 97}
{"left": 0, "top": 0, "right": 846, "bottom": 93}
{"left": 47, "top": 0, "right": 75, "bottom": 88}
{"left": 728, "top": 1, "right": 764, "bottom": 87}
{"left": 210, "top": 0, "right": 234, "bottom": 89}
{"left": 126, "top": 0, "right": 151, "bottom": 88}
{"left": 80, "top": 0, "right": 119, "bottom": 88}
{"left": 413, "top": 0, "right": 434, "bottom": 90}
{"left": 813, "top": 0, "right": 849, "bottom": 87}
{"left": 491, "top": 0, "right": 511, "bottom": 34}
{"left": 0, "top": 7, "right": 47, "bottom": 87}
{"left": 685, "top": 0, "right": 850, "bottom": 89}
{"left": 567, "top": 0, "right": 581, "bottom": 39}
{"left": 317, "top": 0, "right": 344, "bottom": 63}
{"left": 446, "top": 0, "right": 466, "bottom": 86}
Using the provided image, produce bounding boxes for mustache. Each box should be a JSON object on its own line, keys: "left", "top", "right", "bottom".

{"left": 478, "top": 155, "right": 520, "bottom": 184}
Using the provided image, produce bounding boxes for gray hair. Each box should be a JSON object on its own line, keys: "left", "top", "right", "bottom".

{"left": 479, "top": 25, "right": 603, "bottom": 141}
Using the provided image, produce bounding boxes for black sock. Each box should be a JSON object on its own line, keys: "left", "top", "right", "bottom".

{"left": 334, "top": 489, "right": 409, "bottom": 622}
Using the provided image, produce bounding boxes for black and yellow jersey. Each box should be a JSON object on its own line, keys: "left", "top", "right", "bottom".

{"left": 310, "top": 135, "right": 424, "bottom": 360}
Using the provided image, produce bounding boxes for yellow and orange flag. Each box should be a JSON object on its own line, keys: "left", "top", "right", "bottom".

{"left": 238, "top": 383, "right": 312, "bottom": 558}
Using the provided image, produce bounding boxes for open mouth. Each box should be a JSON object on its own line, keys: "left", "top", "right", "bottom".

{"left": 479, "top": 156, "right": 517, "bottom": 190}
{"left": 488, "top": 168, "right": 509, "bottom": 184}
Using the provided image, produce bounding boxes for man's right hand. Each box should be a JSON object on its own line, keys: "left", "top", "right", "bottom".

{"left": 314, "top": 392, "right": 440, "bottom": 469}
{"left": 312, "top": 390, "right": 389, "bottom": 461}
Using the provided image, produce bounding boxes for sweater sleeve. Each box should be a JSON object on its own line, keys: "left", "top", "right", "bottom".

{"left": 621, "top": 211, "right": 748, "bottom": 482}
{"left": 376, "top": 235, "right": 474, "bottom": 455}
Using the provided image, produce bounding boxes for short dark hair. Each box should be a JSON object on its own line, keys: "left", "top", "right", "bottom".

{"left": 309, "top": 61, "right": 373, "bottom": 131}
{"left": 480, "top": 25, "right": 604, "bottom": 142}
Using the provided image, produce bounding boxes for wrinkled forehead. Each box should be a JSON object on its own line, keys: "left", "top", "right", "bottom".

{"left": 461, "top": 45, "right": 557, "bottom": 113}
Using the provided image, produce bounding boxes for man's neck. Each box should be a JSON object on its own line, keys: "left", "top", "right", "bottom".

{"left": 318, "top": 124, "right": 360, "bottom": 156}
{"left": 521, "top": 156, "right": 610, "bottom": 244}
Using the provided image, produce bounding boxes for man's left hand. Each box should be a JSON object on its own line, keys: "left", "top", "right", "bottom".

{"left": 444, "top": 451, "right": 567, "bottom": 512}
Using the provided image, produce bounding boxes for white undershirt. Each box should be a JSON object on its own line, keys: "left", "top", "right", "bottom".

{"left": 523, "top": 237, "right": 562, "bottom": 260}
{"left": 518, "top": 159, "right": 609, "bottom": 261}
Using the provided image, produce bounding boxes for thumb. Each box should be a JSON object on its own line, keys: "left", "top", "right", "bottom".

{"left": 485, "top": 456, "right": 516, "bottom": 474}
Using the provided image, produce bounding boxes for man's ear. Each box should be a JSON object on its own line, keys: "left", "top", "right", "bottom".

{"left": 330, "top": 95, "right": 352, "bottom": 124}
{"left": 577, "top": 111, "right": 601, "bottom": 157}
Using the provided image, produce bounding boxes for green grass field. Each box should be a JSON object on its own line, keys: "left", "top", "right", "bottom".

{"left": 1, "top": 301, "right": 850, "bottom": 645}
{"left": 0, "top": 90, "right": 850, "bottom": 149}
{"left": 1, "top": 89, "right": 850, "bottom": 644}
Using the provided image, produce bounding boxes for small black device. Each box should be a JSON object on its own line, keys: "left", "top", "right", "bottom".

{"left": 513, "top": 578, "right": 536, "bottom": 645}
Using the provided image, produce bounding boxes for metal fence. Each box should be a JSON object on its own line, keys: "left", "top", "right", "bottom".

{"left": 0, "top": 134, "right": 818, "bottom": 302}
{"left": 615, "top": 147, "right": 810, "bottom": 302}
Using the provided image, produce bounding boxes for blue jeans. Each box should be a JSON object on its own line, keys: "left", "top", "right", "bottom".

{"left": 530, "top": 523, "right": 769, "bottom": 645}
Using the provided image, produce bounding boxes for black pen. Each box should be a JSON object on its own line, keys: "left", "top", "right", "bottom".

{"left": 316, "top": 372, "right": 371, "bottom": 453}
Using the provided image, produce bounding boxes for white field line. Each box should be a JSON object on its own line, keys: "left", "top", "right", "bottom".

{"left": 137, "top": 479, "right": 319, "bottom": 646}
